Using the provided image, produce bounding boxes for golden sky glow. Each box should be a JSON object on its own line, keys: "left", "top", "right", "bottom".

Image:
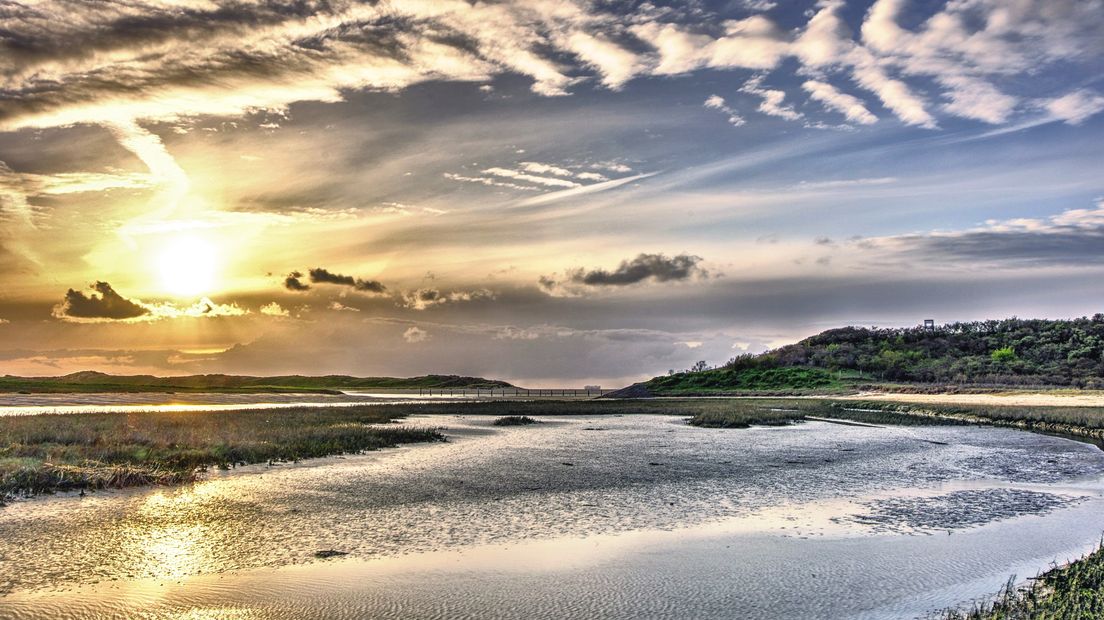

{"left": 0, "top": 0, "right": 1102, "bottom": 384}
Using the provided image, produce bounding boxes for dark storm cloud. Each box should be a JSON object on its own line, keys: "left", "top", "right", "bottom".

{"left": 568, "top": 253, "right": 706, "bottom": 286}
{"left": 309, "top": 267, "right": 386, "bottom": 293}
{"left": 55, "top": 282, "right": 149, "bottom": 320}
{"left": 284, "top": 271, "right": 310, "bottom": 291}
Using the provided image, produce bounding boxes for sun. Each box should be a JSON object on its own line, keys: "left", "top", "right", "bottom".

{"left": 156, "top": 234, "right": 218, "bottom": 297}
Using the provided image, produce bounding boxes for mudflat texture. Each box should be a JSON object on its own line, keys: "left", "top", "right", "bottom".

{"left": 2, "top": 414, "right": 1104, "bottom": 619}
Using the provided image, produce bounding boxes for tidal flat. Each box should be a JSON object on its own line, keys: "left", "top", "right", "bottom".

{"left": 2, "top": 404, "right": 1104, "bottom": 619}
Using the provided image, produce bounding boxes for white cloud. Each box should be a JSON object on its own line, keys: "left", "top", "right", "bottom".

{"left": 802, "top": 80, "right": 877, "bottom": 124}
{"left": 938, "top": 75, "right": 1018, "bottom": 125}
{"left": 740, "top": 75, "right": 803, "bottom": 121}
{"left": 328, "top": 301, "right": 361, "bottom": 312}
{"left": 516, "top": 172, "right": 658, "bottom": 207}
{"left": 483, "top": 167, "right": 581, "bottom": 188}
{"left": 403, "top": 326, "right": 429, "bottom": 343}
{"left": 259, "top": 302, "right": 289, "bottom": 317}
{"left": 145, "top": 298, "right": 248, "bottom": 320}
{"left": 595, "top": 162, "right": 633, "bottom": 173}
{"left": 1045, "top": 89, "right": 1104, "bottom": 125}
{"left": 850, "top": 58, "right": 937, "bottom": 128}
{"left": 631, "top": 16, "right": 788, "bottom": 76}
{"left": 576, "top": 171, "right": 608, "bottom": 182}
{"left": 563, "top": 31, "right": 643, "bottom": 89}
{"left": 400, "top": 288, "right": 495, "bottom": 310}
{"left": 519, "top": 162, "right": 574, "bottom": 177}
{"left": 703, "top": 94, "right": 747, "bottom": 127}
{"left": 792, "top": 0, "right": 854, "bottom": 68}
{"left": 493, "top": 326, "right": 541, "bottom": 340}
{"left": 443, "top": 172, "right": 540, "bottom": 192}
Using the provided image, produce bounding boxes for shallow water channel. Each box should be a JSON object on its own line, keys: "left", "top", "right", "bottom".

{"left": 2, "top": 413, "right": 1104, "bottom": 619}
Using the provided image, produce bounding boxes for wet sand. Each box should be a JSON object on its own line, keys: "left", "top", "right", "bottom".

{"left": 2, "top": 414, "right": 1104, "bottom": 618}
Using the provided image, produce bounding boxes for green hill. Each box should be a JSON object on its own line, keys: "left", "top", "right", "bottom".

{"left": 638, "top": 316, "right": 1104, "bottom": 395}
{"left": 0, "top": 372, "right": 514, "bottom": 394}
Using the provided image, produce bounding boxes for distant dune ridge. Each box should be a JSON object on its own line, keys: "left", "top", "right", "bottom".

{"left": 0, "top": 371, "right": 514, "bottom": 394}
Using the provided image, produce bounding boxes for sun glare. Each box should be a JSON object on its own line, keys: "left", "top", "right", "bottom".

{"left": 157, "top": 234, "right": 218, "bottom": 297}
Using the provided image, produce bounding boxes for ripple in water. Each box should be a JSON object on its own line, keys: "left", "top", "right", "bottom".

{"left": 2, "top": 414, "right": 1104, "bottom": 619}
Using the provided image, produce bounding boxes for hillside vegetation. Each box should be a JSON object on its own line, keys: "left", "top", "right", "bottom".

{"left": 645, "top": 316, "right": 1104, "bottom": 394}
{"left": 0, "top": 371, "right": 513, "bottom": 394}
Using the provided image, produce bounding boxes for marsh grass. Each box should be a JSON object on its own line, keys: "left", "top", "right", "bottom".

{"left": 839, "top": 401, "right": 1104, "bottom": 443}
{"left": 0, "top": 405, "right": 442, "bottom": 500}
{"left": 941, "top": 543, "right": 1104, "bottom": 619}
{"left": 493, "top": 415, "right": 540, "bottom": 426}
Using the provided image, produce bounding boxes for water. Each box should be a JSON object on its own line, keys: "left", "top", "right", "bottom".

{"left": 2, "top": 413, "right": 1104, "bottom": 619}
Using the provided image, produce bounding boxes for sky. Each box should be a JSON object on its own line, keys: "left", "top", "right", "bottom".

{"left": 0, "top": 0, "right": 1102, "bottom": 387}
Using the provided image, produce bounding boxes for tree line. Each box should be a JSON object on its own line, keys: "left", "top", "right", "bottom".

{"left": 718, "top": 316, "right": 1104, "bottom": 388}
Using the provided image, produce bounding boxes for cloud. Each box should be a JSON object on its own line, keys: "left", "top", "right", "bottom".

{"left": 1044, "top": 89, "right": 1104, "bottom": 125}
{"left": 936, "top": 76, "right": 1018, "bottom": 125}
{"left": 802, "top": 80, "right": 877, "bottom": 124}
{"left": 284, "top": 271, "right": 310, "bottom": 291}
{"left": 402, "top": 326, "right": 429, "bottom": 343}
{"left": 849, "top": 59, "right": 937, "bottom": 129}
{"left": 328, "top": 301, "right": 361, "bottom": 312}
{"left": 519, "top": 162, "right": 574, "bottom": 177}
{"left": 876, "top": 200, "right": 1104, "bottom": 267}
{"left": 443, "top": 173, "right": 540, "bottom": 192}
{"left": 515, "top": 172, "right": 657, "bottom": 207}
{"left": 793, "top": 177, "right": 896, "bottom": 190}
{"left": 144, "top": 298, "right": 248, "bottom": 319}
{"left": 400, "top": 287, "right": 495, "bottom": 310}
{"left": 54, "top": 282, "right": 150, "bottom": 321}
{"left": 703, "top": 94, "right": 746, "bottom": 127}
{"left": 0, "top": 0, "right": 1096, "bottom": 143}
{"left": 740, "top": 75, "right": 803, "bottom": 121}
{"left": 546, "top": 253, "right": 707, "bottom": 289}
{"left": 483, "top": 167, "right": 580, "bottom": 188}
{"left": 493, "top": 326, "right": 541, "bottom": 340}
{"left": 562, "top": 31, "right": 643, "bottom": 89}
{"left": 52, "top": 281, "right": 247, "bottom": 322}
{"left": 260, "top": 302, "right": 289, "bottom": 317}
{"left": 309, "top": 267, "right": 386, "bottom": 293}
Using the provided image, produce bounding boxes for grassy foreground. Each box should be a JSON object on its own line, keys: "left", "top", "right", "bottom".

{"left": 0, "top": 405, "right": 442, "bottom": 501}
{"left": 941, "top": 543, "right": 1104, "bottom": 619}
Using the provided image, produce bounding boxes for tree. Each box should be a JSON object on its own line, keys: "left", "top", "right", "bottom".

{"left": 991, "top": 346, "right": 1017, "bottom": 363}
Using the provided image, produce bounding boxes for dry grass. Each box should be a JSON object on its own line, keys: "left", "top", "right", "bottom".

{"left": 0, "top": 405, "right": 442, "bottom": 501}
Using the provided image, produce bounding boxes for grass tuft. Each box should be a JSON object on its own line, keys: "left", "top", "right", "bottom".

{"left": 493, "top": 415, "right": 540, "bottom": 426}
{"left": 940, "top": 543, "right": 1104, "bottom": 619}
